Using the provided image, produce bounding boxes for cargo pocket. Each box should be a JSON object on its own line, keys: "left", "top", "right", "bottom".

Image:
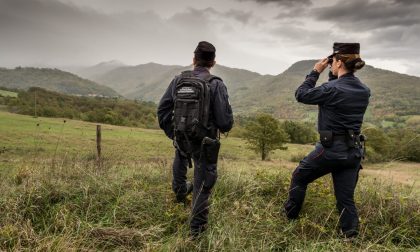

{"left": 204, "top": 166, "right": 217, "bottom": 190}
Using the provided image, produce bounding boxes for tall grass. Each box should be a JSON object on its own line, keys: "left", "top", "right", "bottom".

{"left": 0, "top": 155, "right": 418, "bottom": 251}
{"left": 0, "top": 112, "right": 418, "bottom": 250}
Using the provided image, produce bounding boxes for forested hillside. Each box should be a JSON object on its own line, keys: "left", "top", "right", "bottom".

{"left": 234, "top": 60, "right": 420, "bottom": 123}
{"left": 1, "top": 87, "right": 156, "bottom": 128}
{"left": 83, "top": 61, "right": 420, "bottom": 125}
{"left": 0, "top": 67, "right": 119, "bottom": 97}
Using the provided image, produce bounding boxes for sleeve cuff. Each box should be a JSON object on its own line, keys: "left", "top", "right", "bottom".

{"left": 308, "top": 69, "right": 320, "bottom": 78}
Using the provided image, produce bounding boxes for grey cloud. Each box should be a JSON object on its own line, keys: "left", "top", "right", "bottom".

{"left": 274, "top": 7, "right": 310, "bottom": 19}
{"left": 168, "top": 8, "right": 214, "bottom": 31}
{"left": 225, "top": 10, "right": 253, "bottom": 24}
{"left": 270, "top": 25, "right": 331, "bottom": 44}
{"left": 392, "top": 0, "right": 420, "bottom": 5}
{"left": 0, "top": 0, "right": 119, "bottom": 65}
{"left": 0, "top": 0, "right": 222, "bottom": 67}
{"left": 0, "top": 0, "right": 419, "bottom": 76}
{"left": 238, "top": 0, "right": 311, "bottom": 5}
{"left": 174, "top": 7, "right": 256, "bottom": 26}
{"left": 363, "top": 25, "right": 420, "bottom": 60}
{"left": 268, "top": 24, "right": 336, "bottom": 59}
{"left": 313, "top": 0, "right": 420, "bottom": 31}
{"left": 311, "top": 0, "right": 420, "bottom": 66}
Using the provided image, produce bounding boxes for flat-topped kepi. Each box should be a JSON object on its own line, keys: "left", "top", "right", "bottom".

{"left": 329, "top": 42, "right": 360, "bottom": 57}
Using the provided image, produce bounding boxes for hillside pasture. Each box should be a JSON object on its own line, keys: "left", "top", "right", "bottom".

{"left": 0, "top": 111, "right": 419, "bottom": 251}
{"left": 0, "top": 90, "right": 18, "bottom": 98}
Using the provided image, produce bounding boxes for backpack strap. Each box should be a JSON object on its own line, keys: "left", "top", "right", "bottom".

{"left": 180, "top": 70, "right": 195, "bottom": 78}
{"left": 180, "top": 71, "right": 222, "bottom": 83}
{"left": 173, "top": 140, "right": 193, "bottom": 168}
{"left": 205, "top": 74, "right": 222, "bottom": 83}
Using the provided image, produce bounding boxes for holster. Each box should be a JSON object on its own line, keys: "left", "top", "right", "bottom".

{"left": 359, "top": 134, "right": 367, "bottom": 159}
{"left": 200, "top": 137, "right": 220, "bottom": 164}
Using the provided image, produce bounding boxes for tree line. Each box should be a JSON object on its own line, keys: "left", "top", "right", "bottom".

{"left": 1, "top": 87, "right": 418, "bottom": 163}
{"left": 0, "top": 87, "right": 158, "bottom": 128}
{"left": 363, "top": 127, "right": 420, "bottom": 163}
{"left": 237, "top": 113, "right": 419, "bottom": 163}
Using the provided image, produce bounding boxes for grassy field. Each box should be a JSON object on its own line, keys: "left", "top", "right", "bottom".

{"left": 0, "top": 90, "right": 18, "bottom": 98}
{"left": 0, "top": 111, "right": 419, "bottom": 251}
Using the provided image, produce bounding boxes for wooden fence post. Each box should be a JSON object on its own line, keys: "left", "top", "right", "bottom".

{"left": 96, "top": 125, "right": 101, "bottom": 162}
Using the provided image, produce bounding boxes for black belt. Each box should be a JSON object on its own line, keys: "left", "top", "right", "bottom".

{"left": 319, "top": 130, "right": 361, "bottom": 148}
{"left": 333, "top": 135, "right": 348, "bottom": 141}
{"left": 333, "top": 134, "right": 359, "bottom": 141}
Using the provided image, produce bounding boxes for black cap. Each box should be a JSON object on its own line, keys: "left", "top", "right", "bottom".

{"left": 194, "top": 41, "right": 216, "bottom": 61}
{"left": 329, "top": 42, "right": 360, "bottom": 58}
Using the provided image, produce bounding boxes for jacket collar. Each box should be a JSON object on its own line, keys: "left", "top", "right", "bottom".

{"left": 193, "top": 66, "right": 210, "bottom": 74}
{"left": 339, "top": 72, "right": 355, "bottom": 78}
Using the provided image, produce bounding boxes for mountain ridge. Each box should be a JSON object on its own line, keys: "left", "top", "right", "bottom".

{"left": 62, "top": 60, "right": 420, "bottom": 123}
{"left": 0, "top": 67, "right": 120, "bottom": 97}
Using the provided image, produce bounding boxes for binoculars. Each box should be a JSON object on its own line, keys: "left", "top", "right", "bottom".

{"left": 327, "top": 55, "right": 333, "bottom": 64}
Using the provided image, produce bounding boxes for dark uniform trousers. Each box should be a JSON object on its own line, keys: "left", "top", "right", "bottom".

{"left": 158, "top": 66, "right": 233, "bottom": 235}
{"left": 284, "top": 141, "right": 362, "bottom": 236}
{"left": 172, "top": 149, "right": 217, "bottom": 234}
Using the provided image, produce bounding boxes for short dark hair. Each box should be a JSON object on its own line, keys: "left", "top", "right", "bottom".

{"left": 194, "top": 58, "right": 215, "bottom": 68}
{"left": 194, "top": 41, "right": 216, "bottom": 68}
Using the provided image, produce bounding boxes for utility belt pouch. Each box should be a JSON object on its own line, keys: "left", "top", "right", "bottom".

{"left": 201, "top": 137, "right": 220, "bottom": 164}
{"left": 346, "top": 130, "right": 356, "bottom": 148}
{"left": 319, "top": 130, "right": 333, "bottom": 148}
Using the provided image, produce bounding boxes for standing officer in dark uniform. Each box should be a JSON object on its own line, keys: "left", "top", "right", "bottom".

{"left": 284, "top": 43, "right": 370, "bottom": 238}
{"left": 158, "top": 41, "right": 233, "bottom": 237}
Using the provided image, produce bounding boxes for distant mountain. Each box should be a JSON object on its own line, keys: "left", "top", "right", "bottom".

{"left": 234, "top": 60, "right": 420, "bottom": 121}
{"left": 92, "top": 63, "right": 187, "bottom": 101}
{"left": 0, "top": 67, "right": 119, "bottom": 97}
{"left": 78, "top": 61, "right": 420, "bottom": 122}
{"left": 74, "top": 60, "right": 126, "bottom": 80}
{"left": 89, "top": 62, "right": 270, "bottom": 102}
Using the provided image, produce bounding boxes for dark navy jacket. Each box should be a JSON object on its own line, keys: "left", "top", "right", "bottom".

{"left": 295, "top": 70, "right": 370, "bottom": 134}
{"left": 157, "top": 66, "right": 234, "bottom": 139}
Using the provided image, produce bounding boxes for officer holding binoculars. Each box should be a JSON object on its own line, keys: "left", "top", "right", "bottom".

{"left": 284, "top": 42, "right": 371, "bottom": 238}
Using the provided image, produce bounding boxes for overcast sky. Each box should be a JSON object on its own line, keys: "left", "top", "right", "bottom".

{"left": 1, "top": 0, "right": 419, "bottom": 76}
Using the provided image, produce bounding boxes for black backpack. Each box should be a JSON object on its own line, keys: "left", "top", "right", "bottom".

{"left": 173, "top": 70, "right": 220, "bottom": 165}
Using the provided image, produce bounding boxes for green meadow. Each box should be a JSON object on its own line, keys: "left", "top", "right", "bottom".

{"left": 0, "top": 111, "right": 419, "bottom": 251}
{"left": 0, "top": 90, "right": 17, "bottom": 98}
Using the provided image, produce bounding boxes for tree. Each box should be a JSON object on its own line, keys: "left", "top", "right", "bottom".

{"left": 282, "top": 120, "right": 317, "bottom": 144}
{"left": 243, "top": 114, "right": 289, "bottom": 160}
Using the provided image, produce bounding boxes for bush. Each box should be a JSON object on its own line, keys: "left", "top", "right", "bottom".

{"left": 389, "top": 128, "right": 420, "bottom": 162}
{"left": 363, "top": 127, "right": 420, "bottom": 162}
{"left": 282, "top": 120, "right": 317, "bottom": 144}
{"left": 363, "top": 127, "right": 392, "bottom": 163}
